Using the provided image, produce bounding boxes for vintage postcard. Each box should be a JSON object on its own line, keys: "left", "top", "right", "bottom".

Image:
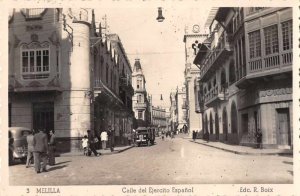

{"left": 0, "top": 0, "right": 299, "bottom": 195}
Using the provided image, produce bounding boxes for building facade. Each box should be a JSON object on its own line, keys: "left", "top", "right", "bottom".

{"left": 177, "top": 86, "right": 188, "bottom": 132}
{"left": 183, "top": 30, "right": 208, "bottom": 136}
{"left": 132, "top": 59, "right": 151, "bottom": 128}
{"left": 169, "top": 91, "right": 178, "bottom": 132}
{"left": 8, "top": 8, "right": 134, "bottom": 151}
{"left": 194, "top": 7, "right": 293, "bottom": 149}
{"left": 151, "top": 106, "right": 167, "bottom": 133}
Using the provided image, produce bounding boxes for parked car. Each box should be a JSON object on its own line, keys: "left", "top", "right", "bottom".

{"left": 9, "top": 127, "right": 31, "bottom": 164}
{"left": 135, "top": 127, "right": 155, "bottom": 147}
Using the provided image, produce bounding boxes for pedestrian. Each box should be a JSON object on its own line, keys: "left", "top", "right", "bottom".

{"left": 81, "top": 135, "right": 89, "bottom": 155}
{"left": 255, "top": 129, "right": 262, "bottom": 149}
{"left": 161, "top": 130, "right": 165, "bottom": 141}
{"left": 100, "top": 130, "right": 108, "bottom": 150}
{"left": 48, "top": 130, "right": 56, "bottom": 166}
{"left": 33, "top": 129, "right": 49, "bottom": 173}
{"left": 192, "top": 130, "right": 196, "bottom": 141}
{"left": 26, "top": 130, "right": 35, "bottom": 168}
{"left": 108, "top": 126, "right": 115, "bottom": 152}
{"left": 87, "top": 130, "right": 100, "bottom": 156}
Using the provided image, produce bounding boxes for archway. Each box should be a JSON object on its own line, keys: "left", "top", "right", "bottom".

{"left": 231, "top": 101, "right": 238, "bottom": 134}
{"left": 222, "top": 107, "right": 228, "bottom": 141}
{"left": 209, "top": 112, "right": 213, "bottom": 135}
{"left": 205, "top": 114, "right": 208, "bottom": 137}
{"left": 215, "top": 112, "right": 219, "bottom": 140}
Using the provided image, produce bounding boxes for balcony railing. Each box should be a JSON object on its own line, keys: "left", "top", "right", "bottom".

{"left": 21, "top": 8, "right": 46, "bottom": 19}
{"left": 134, "top": 102, "right": 147, "bottom": 108}
{"left": 199, "top": 31, "right": 233, "bottom": 82}
{"left": 248, "top": 50, "right": 292, "bottom": 74}
{"left": 204, "top": 85, "right": 228, "bottom": 106}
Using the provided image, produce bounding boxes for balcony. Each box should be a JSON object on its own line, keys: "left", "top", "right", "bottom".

{"left": 204, "top": 85, "right": 228, "bottom": 107}
{"left": 236, "top": 50, "right": 292, "bottom": 88}
{"left": 134, "top": 102, "right": 147, "bottom": 109}
{"left": 199, "top": 31, "right": 233, "bottom": 82}
{"left": 20, "top": 8, "right": 47, "bottom": 20}
{"left": 135, "top": 87, "right": 146, "bottom": 93}
{"left": 9, "top": 74, "right": 62, "bottom": 93}
{"left": 119, "top": 76, "right": 134, "bottom": 95}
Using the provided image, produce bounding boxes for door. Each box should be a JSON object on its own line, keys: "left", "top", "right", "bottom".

{"left": 242, "top": 113, "right": 248, "bottom": 134}
{"left": 277, "top": 108, "right": 291, "bottom": 146}
{"left": 33, "top": 102, "right": 54, "bottom": 134}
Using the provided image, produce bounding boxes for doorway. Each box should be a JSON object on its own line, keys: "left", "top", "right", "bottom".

{"left": 276, "top": 108, "right": 291, "bottom": 146}
{"left": 222, "top": 108, "right": 228, "bottom": 141}
{"left": 32, "top": 102, "right": 54, "bottom": 134}
{"left": 215, "top": 112, "right": 219, "bottom": 140}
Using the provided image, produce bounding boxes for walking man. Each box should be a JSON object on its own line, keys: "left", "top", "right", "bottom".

{"left": 48, "top": 130, "right": 56, "bottom": 166}
{"left": 26, "top": 130, "right": 35, "bottom": 168}
{"left": 33, "top": 129, "right": 48, "bottom": 173}
{"left": 87, "top": 130, "right": 100, "bottom": 156}
{"left": 255, "top": 129, "right": 263, "bottom": 149}
{"left": 108, "top": 126, "right": 114, "bottom": 152}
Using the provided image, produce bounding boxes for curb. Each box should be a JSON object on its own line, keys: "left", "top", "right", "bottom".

{"left": 58, "top": 146, "right": 134, "bottom": 157}
{"left": 190, "top": 140, "right": 292, "bottom": 156}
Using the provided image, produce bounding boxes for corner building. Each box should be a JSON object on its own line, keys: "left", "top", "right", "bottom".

{"left": 194, "top": 7, "right": 293, "bottom": 149}
{"left": 9, "top": 8, "right": 134, "bottom": 151}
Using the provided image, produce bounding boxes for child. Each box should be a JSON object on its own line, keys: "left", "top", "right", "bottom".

{"left": 82, "top": 135, "right": 89, "bottom": 156}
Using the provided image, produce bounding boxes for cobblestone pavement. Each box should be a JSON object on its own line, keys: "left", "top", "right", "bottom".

{"left": 9, "top": 135, "right": 293, "bottom": 185}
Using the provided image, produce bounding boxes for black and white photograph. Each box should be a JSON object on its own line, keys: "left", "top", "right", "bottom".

{"left": 1, "top": 1, "right": 299, "bottom": 195}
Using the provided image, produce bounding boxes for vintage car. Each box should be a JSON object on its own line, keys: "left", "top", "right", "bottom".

{"left": 135, "top": 127, "right": 155, "bottom": 147}
{"left": 9, "top": 127, "right": 31, "bottom": 164}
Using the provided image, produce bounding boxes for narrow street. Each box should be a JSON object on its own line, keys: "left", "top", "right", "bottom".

{"left": 9, "top": 135, "right": 293, "bottom": 185}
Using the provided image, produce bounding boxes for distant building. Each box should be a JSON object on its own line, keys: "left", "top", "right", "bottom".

{"left": 183, "top": 29, "right": 208, "bottom": 136}
{"left": 169, "top": 92, "right": 178, "bottom": 132}
{"left": 151, "top": 106, "right": 167, "bottom": 133}
{"left": 132, "top": 59, "right": 151, "bottom": 127}
{"left": 194, "top": 7, "right": 292, "bottom": 149}
{"left": 177, "top": 86, "right": 188, "bottom": 132}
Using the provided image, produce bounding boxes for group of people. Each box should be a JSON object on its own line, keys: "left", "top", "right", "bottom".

{"left": 81, "top": 127, "right": 115, "bottom": 157}
{"left": 26, "top": 129, "right": 56, "bottom": 174}
{"left": 161, "top": 130, "right": 175, "bottom": 140}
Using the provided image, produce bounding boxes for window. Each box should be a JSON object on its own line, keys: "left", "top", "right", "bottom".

{"left": 264, "top": 25, "right": 279, "bottom": 55}
{"left": 21, "top": 48, "right": 50, "bottom": 79}
{"left": 138, "top": 111, "right": 143, "bottom": 119}
{"left": 248, "top": 30, "right": 261, "bottom": 59}
{"left": 282, "top": 20, "right": 293, "bottom": 51}
{"left": 229, "top": 62, "right": 236, "bottom": 84}
{"left": 137, "top": 95, "right": 142, "bottom": 103}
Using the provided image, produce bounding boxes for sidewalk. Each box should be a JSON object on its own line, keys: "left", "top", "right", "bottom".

{"left": 185, "top": 138, "right": 292, "bottom": 156}
{"left": 58, "top": 145, "right": 134, "bottom": 157}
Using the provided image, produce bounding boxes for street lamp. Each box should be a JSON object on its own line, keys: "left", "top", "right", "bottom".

{"left": 156, "top": 7, "right": 165, "bottom": 22}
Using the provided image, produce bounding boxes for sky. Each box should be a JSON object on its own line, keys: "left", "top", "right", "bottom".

{"left": 95, "top": 3, "right": 211, "bottom": 108}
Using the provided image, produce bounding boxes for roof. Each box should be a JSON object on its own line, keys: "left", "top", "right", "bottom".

{"left": 204, "top": 7, "right": 219, "bottom": 28}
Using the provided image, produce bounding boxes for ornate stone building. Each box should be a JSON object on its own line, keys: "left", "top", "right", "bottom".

{"left": 194, "top": 7, "right": 292, "bottom": 149}
{"left": 8, "top": 8, "right": 134, "bottom": 151}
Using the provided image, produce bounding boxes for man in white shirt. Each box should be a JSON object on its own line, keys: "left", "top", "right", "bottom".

{"left": 100, "top": 131, "right": 108, "bottom": 150}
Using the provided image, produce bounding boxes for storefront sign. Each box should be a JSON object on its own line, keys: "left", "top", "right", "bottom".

{"left": 259, "top": 88, "right": 292, "bottom": 97}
